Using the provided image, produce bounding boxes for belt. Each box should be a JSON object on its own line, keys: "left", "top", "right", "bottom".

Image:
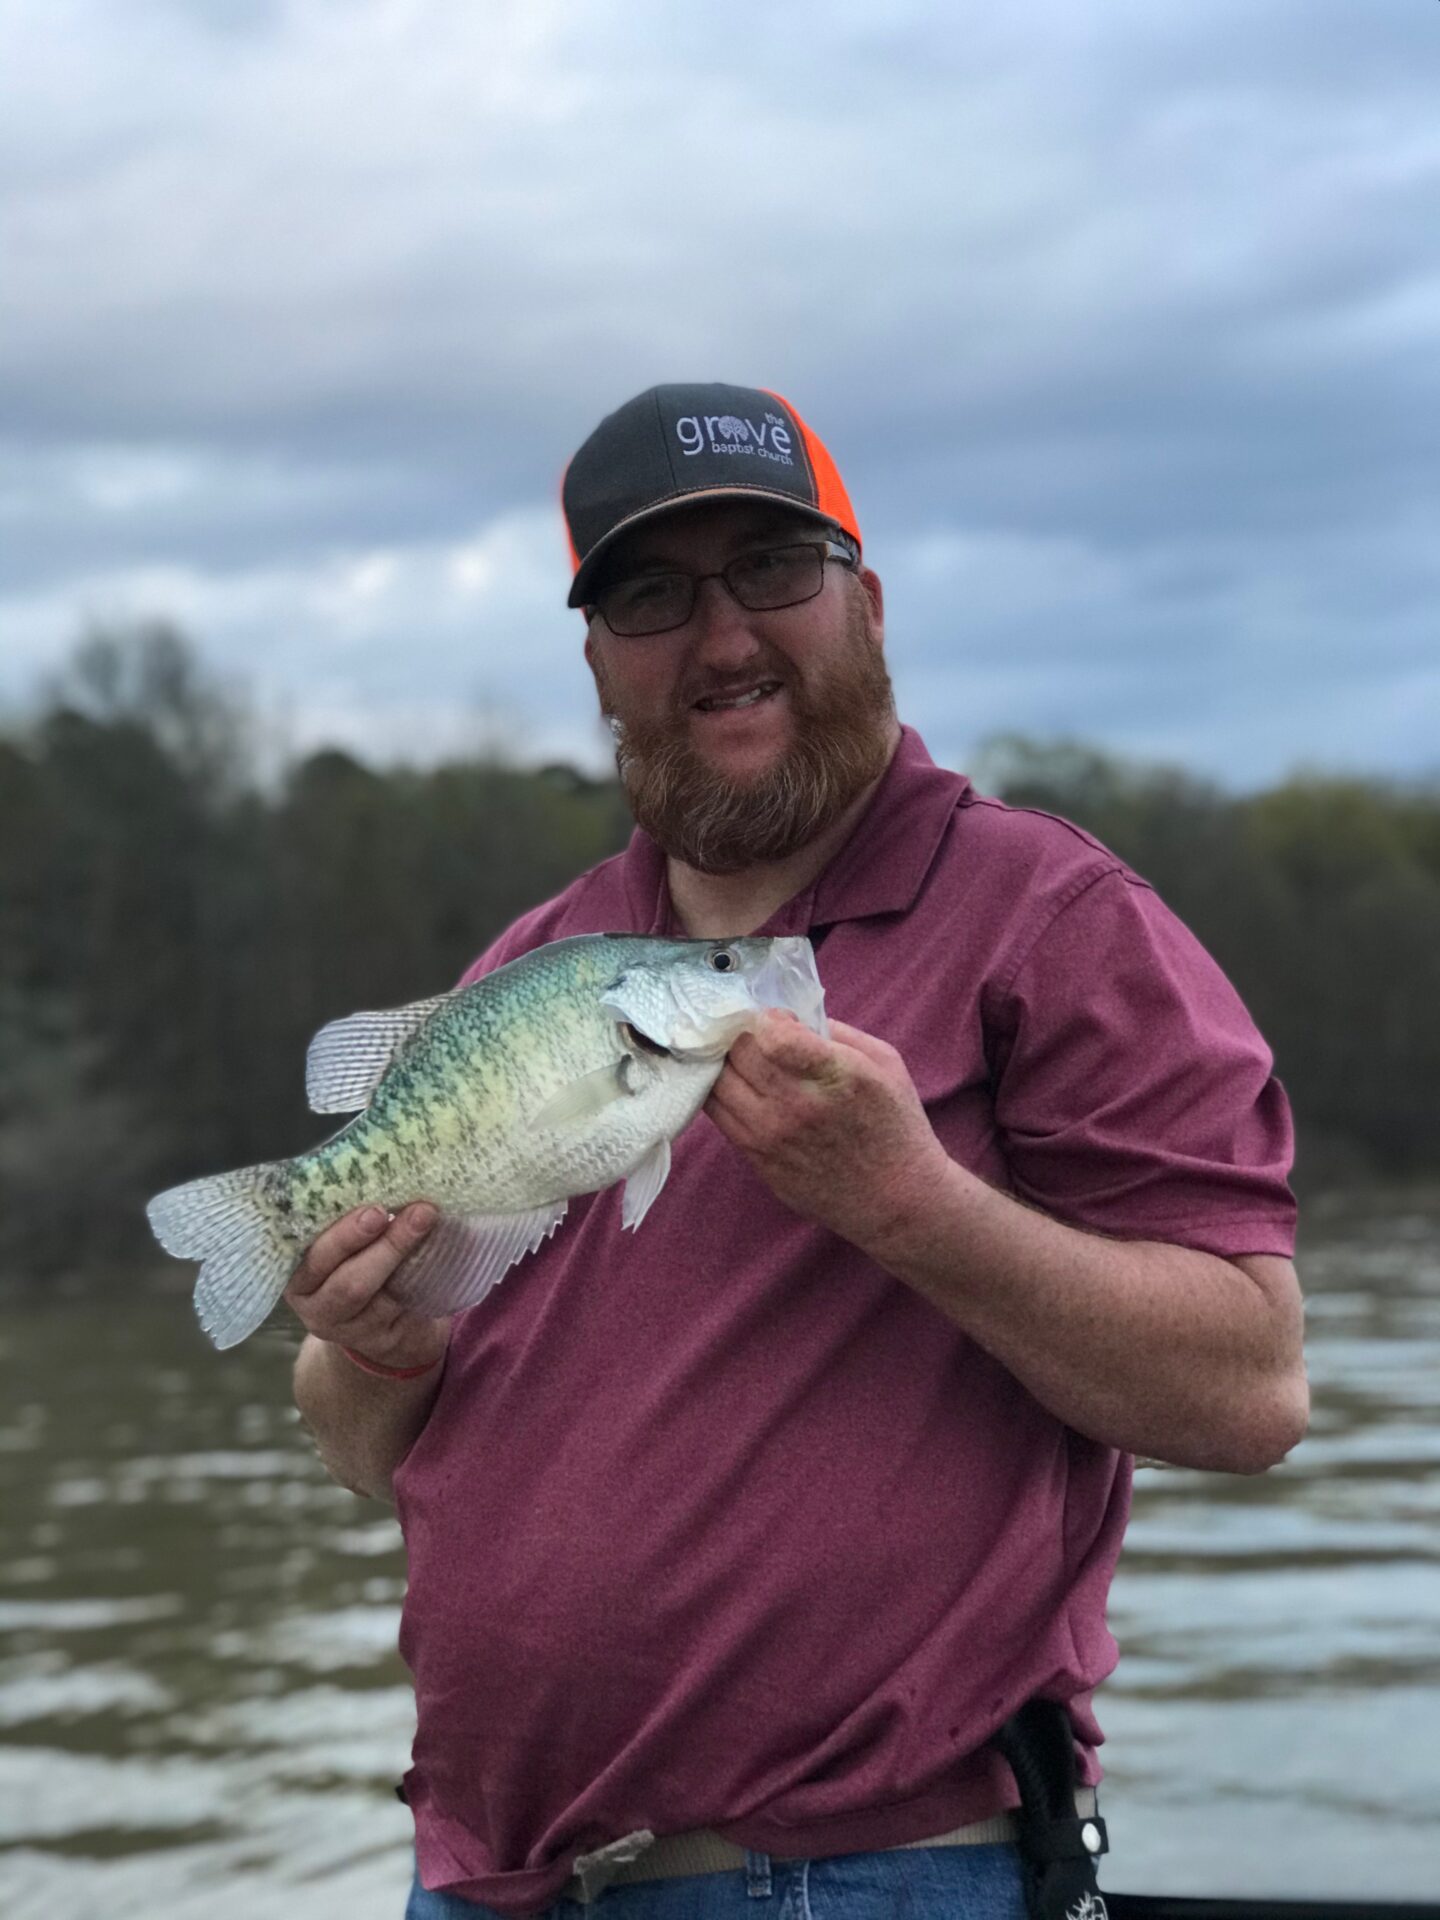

{"left": 566, "top": 1792, "right": 1097, "bottom": 1904}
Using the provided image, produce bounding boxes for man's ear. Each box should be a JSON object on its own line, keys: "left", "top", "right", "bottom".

{"left": 858, "top": 565, "right": 885, "bottom": 641}
{"left": 583, "top": 626, "right": 613, "bottom": 720}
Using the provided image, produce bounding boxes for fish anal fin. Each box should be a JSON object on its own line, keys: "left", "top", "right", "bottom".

{"left": 386, "top": 1201, "right": 568, "bottom": 1318}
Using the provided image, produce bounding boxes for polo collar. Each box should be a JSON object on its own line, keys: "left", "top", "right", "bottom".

{"left": 617, "top": 726, "right": 971, "bottom": 937}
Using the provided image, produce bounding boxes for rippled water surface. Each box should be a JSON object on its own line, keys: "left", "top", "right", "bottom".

{"left": 2, "top": 1191, "right": 1437, "bottom": 1915}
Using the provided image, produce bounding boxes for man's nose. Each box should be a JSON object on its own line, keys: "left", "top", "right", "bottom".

{"left": 686, "top": 573, "right": 762, "bottom": 665}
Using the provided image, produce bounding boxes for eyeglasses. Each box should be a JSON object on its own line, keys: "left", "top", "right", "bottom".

{"left": 594, "top": 540, "right": 857, "bottom": 638}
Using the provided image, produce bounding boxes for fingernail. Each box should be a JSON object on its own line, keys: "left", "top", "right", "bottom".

{"left": 409, "top": 1204, "right": 437, "bottom": 1234}
{"left": 360, "top": 1208, "right": 386, "bottom": 1234}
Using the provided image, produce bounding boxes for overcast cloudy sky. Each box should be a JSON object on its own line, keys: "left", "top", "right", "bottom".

{"left": 3, "top": 0, "right": 1436, "bottom": 786}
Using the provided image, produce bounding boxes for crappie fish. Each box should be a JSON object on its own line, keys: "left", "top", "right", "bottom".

{"left": 147, "top": 934, "right": 827, "bottom": 1350}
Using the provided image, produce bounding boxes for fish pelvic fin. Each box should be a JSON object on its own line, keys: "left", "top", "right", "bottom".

{"left": 146, "top": 1165, "right": 292, "bottom": 1350}
{"left": 621, "top": 1138, "right": 671, "bottom": 1231}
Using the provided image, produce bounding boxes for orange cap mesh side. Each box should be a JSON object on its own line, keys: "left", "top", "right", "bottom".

{"left": 762, "top": 388, "right": 861, "bottom": 551}
{"left": 560, "top": 455, "right": 582, "bottom": 576}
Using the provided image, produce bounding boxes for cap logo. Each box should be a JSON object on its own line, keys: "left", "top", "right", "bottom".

{"left": 675, "top": 410, "right": 794, "bottom": 465}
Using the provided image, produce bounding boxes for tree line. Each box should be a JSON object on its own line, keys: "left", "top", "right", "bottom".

{"left": 1, "top": 626, "right": 1435, "bottom": 1282}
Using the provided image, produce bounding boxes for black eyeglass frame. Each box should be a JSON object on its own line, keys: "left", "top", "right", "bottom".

{"left": 591, "top": 539, "right": 858, "bottom": 638}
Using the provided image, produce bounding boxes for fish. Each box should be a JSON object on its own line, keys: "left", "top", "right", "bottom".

{"left": 146, "top": 933, "right": 828, "bottom": 1350}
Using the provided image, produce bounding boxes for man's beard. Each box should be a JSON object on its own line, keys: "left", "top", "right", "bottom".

{"left": 592, "top": 592, "right": 897, "bottom": 876}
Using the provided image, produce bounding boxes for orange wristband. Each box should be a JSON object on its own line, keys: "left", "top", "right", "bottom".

{"left": 339, "top": 1345, "right": 442, "bottom": 1381}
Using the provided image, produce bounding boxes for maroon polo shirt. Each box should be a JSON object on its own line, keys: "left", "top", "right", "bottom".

{"left": 394, "top": 727, "right": 1295, "bottom": 1915}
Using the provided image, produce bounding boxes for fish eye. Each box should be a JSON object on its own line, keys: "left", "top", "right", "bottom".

{"left": 708, "top": 946, "right": 737, "bottom": 973}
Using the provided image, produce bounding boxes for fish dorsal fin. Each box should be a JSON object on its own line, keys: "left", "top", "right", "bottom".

{"left": 305, "top": 995, "right": 453, "bottom": 1113}
{"left": 386, "top": 1201, "right": 569, "bottom": 1317}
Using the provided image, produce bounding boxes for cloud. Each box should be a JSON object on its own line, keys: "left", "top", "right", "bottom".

{"left": 0, "top": 503, "right": 601, "bottom": 763}
{"left": 1, "top": 0, "right": 1435, "bottom": 784}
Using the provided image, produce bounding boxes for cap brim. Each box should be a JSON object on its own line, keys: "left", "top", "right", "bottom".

{"left": 568, "top": 489, "right": 844, "bottom": 609}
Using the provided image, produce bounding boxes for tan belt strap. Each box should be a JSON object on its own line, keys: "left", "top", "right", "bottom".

{"left": 566, "top": 1793, "right": 1097, "bottom": 1904}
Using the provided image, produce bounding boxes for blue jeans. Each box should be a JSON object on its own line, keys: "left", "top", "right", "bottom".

{"left": 405, "top": 1842, "right": 1027, "bottom": 1918}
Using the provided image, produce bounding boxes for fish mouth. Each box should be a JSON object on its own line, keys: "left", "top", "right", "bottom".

{"left": 692, "top": 679, "right": 784, "bottom": 714}
{"left": 622, "top": 1021, "right": 672, "bottom": 1059}
{"left": 751, "top": 938, "right": 829, "bottom": 1038}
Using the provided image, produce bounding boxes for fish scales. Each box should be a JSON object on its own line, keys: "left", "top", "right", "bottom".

{"left": 146, "top": 933, "right": 828, "bottom": 1348}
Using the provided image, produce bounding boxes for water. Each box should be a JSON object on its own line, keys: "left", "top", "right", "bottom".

{"left": 2, "top": 1192, "right": 1437, "bottom": 1915}
{"left": 1100, "top": 1195, "right": 1440, "bottom": 1899}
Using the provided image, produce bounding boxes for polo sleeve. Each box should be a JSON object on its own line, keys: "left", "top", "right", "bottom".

{"left": 988, "top": 869, "right": 1297, "bottom": 1258}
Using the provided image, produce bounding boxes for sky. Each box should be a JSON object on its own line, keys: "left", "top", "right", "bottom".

{"left": 2, "top": 0, "right": 1437, "bottom": 788}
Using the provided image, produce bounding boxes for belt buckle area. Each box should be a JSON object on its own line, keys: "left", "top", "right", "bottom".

{"left": 568, "top": 1829, "right": 657, "bottom": 1904}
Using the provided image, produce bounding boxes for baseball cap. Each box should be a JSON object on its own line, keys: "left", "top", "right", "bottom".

{"left": 562, "top": 382, "right": 861, "bottom": 609}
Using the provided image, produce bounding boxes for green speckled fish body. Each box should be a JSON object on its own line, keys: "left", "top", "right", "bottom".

{"left": 275, "top": 938, "right": 716, "bottom": 1231}
{"left": 147, "top": 934, "right": 827, "bottom": 1349}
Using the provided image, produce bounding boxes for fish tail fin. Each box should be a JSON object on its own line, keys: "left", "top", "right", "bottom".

{"left": 146, "top": 1164, "right": 293, "bottom": 1350}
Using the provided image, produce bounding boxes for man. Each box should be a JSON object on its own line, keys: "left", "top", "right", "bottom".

{"left": 290, "top": 383, "right": 1307, "bottom": 1919}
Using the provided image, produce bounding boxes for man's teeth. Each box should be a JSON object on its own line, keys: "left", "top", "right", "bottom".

{"left": 697, "top": 683, "right": 780, "bottom": 712}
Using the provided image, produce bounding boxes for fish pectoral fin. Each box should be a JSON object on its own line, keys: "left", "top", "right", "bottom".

{"left": 532, "top": 1061, "right": 632, "bottom": 1133}
{"left": 305, "top": 995, "right": 454, "bottom": 1113}
{"left": 386, "top": 1200, "right": 569, "bottom": 1318}
{"left": 621, "top": 1137, "right": 671, "bottom": 1232}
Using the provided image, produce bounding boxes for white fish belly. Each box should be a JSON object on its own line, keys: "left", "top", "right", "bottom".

{"left": 438, "top": 1055, "right": 719, "bottom": 1213}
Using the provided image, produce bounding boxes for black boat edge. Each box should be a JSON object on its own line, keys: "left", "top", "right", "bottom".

{"left": 1107, "top": 1899, "right": 1439, "bottom": 1920}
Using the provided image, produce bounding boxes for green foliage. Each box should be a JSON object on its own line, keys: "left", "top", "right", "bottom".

{"left": 0, "top": 628, "right": 631, "bottom": 1278}
{"left": 2, "top": 636, "right": 1436, "bottom": 1281}
{"left": 978, "top": 734, "right": 1440, "bottom": 1186}
{"left": 0, "top": 988, "right": 163, "bottom": 1277}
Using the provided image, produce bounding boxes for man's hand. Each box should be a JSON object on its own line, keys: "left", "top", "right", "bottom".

{"left": 285, "top": 1202, "right": 451, "bottom": 1372}
{"left": 705, "top": 1013, "right": 950, "bottom": 1258}
{"left": 707, "top": 1010, "right": 1306, "bottom": 1469}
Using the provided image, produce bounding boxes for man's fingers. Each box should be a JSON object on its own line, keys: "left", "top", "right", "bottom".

{"left": 286, "top": 1202, "right": 437, "bottom": 1316}
{"left": 288, "top": 1205, "right": 388, "bottom": 1296}
{"left": 735, "top": 1014, "right": 834, "bottom": 1079}
{"left": 320, "top": 1289, "right": 407, "bottom": 1351}
{"left": 705, "top": 1067, "right": 767, "bottom": 1148}
{"left": 826, "top": 1020, "right": 902, "bottom": 1068}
